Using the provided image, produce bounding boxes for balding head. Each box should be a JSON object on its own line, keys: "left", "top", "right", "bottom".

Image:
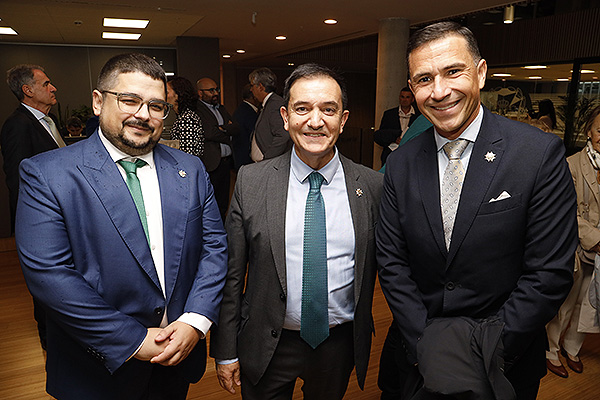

{"left": 197, "top": 77, "right": 220, "bottom": 105}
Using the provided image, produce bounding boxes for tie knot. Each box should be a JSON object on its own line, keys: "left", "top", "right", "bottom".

{"left": 443, "top": 139, "right": 469, "bottom": 160}
{"left": 308, "top": 172, "right": 325, "bottom": 190}
{"left": 118, "top": 159, "right": 147, "bottom": 174}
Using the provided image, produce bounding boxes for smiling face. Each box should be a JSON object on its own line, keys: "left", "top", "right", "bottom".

{"left": 408, "top": 34, "right": 487, "bottom": 140}
{"left": 280, "top": 75, "right": 349, "bottom": 170}
{"left": 588, "top": 113, "right": 600, "bottom": 153}
{"left": 92, "top": 71, "right": 165, "bottom": 156}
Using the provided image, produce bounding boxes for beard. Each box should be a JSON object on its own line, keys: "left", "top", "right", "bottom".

{"left": 100, "top": 117, "right": 160, "bottom": 156}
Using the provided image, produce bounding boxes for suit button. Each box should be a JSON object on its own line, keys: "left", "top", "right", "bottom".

{"left": 446, "top": 282, "right": 455, "bottom": 291}
{"left": 280, "top": 293, "right": 286, "bottom": 301}
{"left": 154, "top": 307, "right": 163, "bottom": 316}
{"left": 271, "top": 330, "right": 278, "bottom": 338}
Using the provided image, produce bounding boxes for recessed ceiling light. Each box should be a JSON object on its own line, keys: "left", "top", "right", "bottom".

{"left": 276, "top": 35, "right": 287, "bottom": 40}
{"left": 0, "top": 27, "right": 18, "bottom": 35}
{"left": 556, "top": 78, "right": 570, "bottom": 82}
{"left": 522, "top": 65, "right": 547, "bottom": 70}
{"left": 528, "top": 76, "right": 543, "bottom": 80}
{"left": 581, "top": 69, "right": 596, "bottom": 73}
{"left": 324, "top": 19, "right": 337, "bottom": 25}
{"left": 236, "top": 49, "right": 245, "bottom": 54}
{"left": 288, "top": 62, "right": 295, "bottom": 66}
{"left": 491, "top": 73, "right": 512, "bottom": 77}
{"left": 165, "top": 72, "right": 175, "bottom": 77}
{"left": 102, "top": 32, "right": 141, "bottom": 40}
{"left": 222, "top": 54, "right": 231, "bottom": 58}
{"left": 103, "top": 18, "right": 149, "bottom": 29}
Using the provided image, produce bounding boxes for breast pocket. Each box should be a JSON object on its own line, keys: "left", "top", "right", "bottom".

{"left": 478, "top": 193, "right": 522, "bottom": 215}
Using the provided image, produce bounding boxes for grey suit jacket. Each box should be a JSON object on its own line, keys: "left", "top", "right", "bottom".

{"left": 253, "top": 93, "right": 291, "bottom": 159}
{"left": 210, "top": 149, "right": 382, "bottom": 388}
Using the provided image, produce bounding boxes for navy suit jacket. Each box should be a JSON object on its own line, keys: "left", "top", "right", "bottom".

{"left": 16, "top": 132, "right": 227, "bottom": 400}
{"left": 1, "top": 104, "right": 58, "bottom": 230}
{"left": 377, "top": 107, "right": 577, "bottom": 383}
{"left": 253, "top": 93, "right": 291, "bottom": 159}
{"left": 232, "top": 101, "right": 258, "bottom": 170}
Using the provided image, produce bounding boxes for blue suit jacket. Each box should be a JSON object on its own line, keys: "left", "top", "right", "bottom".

{"left": 16, "top": 131, "right": 227, "bottom": 400}
{"left": 377, "top": 107, "right": 577, "bottom": 384}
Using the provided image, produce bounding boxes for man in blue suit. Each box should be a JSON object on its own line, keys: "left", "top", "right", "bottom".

{"left": 16, "top": 53, "right": 227, "bottom": 400}
{"left": 377, "top": 22, "right": 577, "bottom": 399}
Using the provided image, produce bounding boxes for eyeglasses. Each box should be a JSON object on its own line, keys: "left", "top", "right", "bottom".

{"left": 199, "top": 87, "right": 220, "bottom": 94}
{"left": 102, "top": 91, "right": 171, "bottom": 120}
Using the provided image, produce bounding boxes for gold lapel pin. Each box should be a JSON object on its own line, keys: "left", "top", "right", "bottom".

{"left": 178, "top": 170, "right": 187, "bottom": 178}
{"left": 484, "top": 151, "right": 496, "bottom": 163}
{"left": 356, "top": 188, "right": 363, "bottom": 197}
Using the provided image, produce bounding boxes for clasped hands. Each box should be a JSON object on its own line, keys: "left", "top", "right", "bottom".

{"left": 134, "top": 321, "right": 201, "bottom": 366}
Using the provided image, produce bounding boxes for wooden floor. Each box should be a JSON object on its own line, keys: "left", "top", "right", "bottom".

{"left": 1, "top": 236, "right": 599, "bottom": 399}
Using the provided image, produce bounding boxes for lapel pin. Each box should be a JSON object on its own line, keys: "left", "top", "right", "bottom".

{"left": 356, "top": 188, "right": 363, "bottom": 197}
{"left": 178, "top": 170, "right": 187, "bottom": 178}
{"left": 484, "top": 151, "right": 496, "bottom": 163}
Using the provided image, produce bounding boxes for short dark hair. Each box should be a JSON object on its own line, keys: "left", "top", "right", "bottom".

{"left": 249, "top": 67, "right": 277, "bottom": 93}
{"left": 6, "top": 64, "right": 44, "bottom": 101}
{"left": 400, "top": 87, "right": 413, "bottom": 95}
{"left": 167, "top": 76, "right": 199, "bottom": 112}
{"left": 407, "top": 22, "right": 481, "bottom": 74}
{"left": 66, "top": 116, "right": 83, "bottom": 128}
{"left": 584, "top": 104, "right": 600, "bottom": 138}
{"left": 283, "top": 63, "right": 348, "bottom": 111}
{"left": 242, "top": 83, "right": 254, "bottom": 101}
{"left": 96, "top": 53, "right": 167, "bottom": 96}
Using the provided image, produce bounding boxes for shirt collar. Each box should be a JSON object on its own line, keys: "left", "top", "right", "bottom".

{"left": 98, "top": 127, "right": 155, "bottom": 169}
{"left": 434, "top": 104, "right": 484, "bottom": 152}
{"left": 244, "top": 100, "right": 259, "bottom": 113}
{"left": 22, "top": 102, "right": 47, "bottom": 120}
{"left": 201, "top": 100, "right": 219, "bottom": 110}
{"left": 290, "top": 145, "right": 341, "bottom": 185}
{"left": 262, "top": 92, "right": 274, "bottom": 107}
{"left": 399, "top": 106, "right": 415, "bottom": 118}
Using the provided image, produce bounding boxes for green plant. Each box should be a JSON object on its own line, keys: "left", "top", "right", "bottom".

{"left": 557, "top": 95, "right": 599, "bottom": 151}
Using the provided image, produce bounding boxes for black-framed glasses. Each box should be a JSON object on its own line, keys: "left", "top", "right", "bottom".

{"left": 102, "top": 91, "right": 171, "bottom": 120}
{"left": 199, "top": 87, "right": 220, "bottom": 94}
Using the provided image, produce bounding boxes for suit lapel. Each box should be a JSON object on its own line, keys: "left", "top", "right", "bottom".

{"left": 79, "top": 133, "right": 162, "bottom": 291}
{"left": 447, "top": 109, "right": 505, "bottom": 265}
{"left": 18, "top": 105, "right": 59, "bottom": 149}
{"left": 340, "top": 156, "right": 369, "bottom": 303}
{"left": 154, "top": 145, "right": 187, "bottom": 302}
{"left": 267, "top": 152, "right": 291, "bottom": 294}
{"left": 417, "top": 129, "right": 447, "bottom": 256}
{"left": 579, "top": 151, "right": 600, "bottom": 206}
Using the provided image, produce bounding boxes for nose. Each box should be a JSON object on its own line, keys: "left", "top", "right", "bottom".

{"left": 133, "top": 103, "right": 151, "bottom": 121}
{"left": 50, "top": 84, "right": 57, "bottom": 92}
{"left": 430, "top": 76, "right": 451, "bottom": 101}
{"left": 307, "top": 109, "right": 324, "bottom": 130}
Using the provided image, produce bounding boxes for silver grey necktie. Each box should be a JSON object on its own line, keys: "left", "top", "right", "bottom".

{"left": 42, "top": 115, "right": 66, "bottom": 148}
{"left": 441, "top": 139, "right": 469, "bottom": 250}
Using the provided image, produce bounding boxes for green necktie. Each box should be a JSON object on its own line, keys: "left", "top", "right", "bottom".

{"left": 117, "top": 159, "right": 150, "bottom": 245}
{"left": 300, "top": 171, "right": 329, "bottom": 349}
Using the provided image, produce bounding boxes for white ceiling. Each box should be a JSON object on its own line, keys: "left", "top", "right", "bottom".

{"left": 0, "top": 0, "right": 514, "bottom": 63}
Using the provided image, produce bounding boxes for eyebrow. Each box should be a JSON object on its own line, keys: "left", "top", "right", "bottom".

{"left": 291, "top": 100, "right": 339, "bottom": 108}
{"left": 411, "top": 62, "right": 469, "bottom": 82}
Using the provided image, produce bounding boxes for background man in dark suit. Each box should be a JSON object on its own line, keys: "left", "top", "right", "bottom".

{"left": 249, "top": 67, "right": 291, "bottom": 162}
{"left": 377, "top": 22, "right": 577, "bottom": 399}
{"left": 374, "top": 87, "right": 421, "bottom": 166}
{"left": 211, "top": 63, "right": 382, "bottom": 399}
{"left": 231, "top": 84, "right": 259, "bottom": 170}
{"left": 1, "top": 64, "right": 64, "bottom": 351}
{"left": 196, "top": 77, "right": 238, "bottom": 220}
{"left": 16, "top": 53, "right": 227, "bottom": 400}
{"left": 1, "top": 64, "right": 64, "bottom": 234}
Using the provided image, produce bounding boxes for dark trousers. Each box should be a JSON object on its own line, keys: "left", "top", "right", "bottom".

{"left": 208, "top": 156, "right": 232, "bottom": 222}
{"left": 140, "top": 364, "right": 189, "bottom": 400}
{"left": 241, "top": 322, "right": 355, "bottom": 400}
{"left": 378, "top": 322, "right": 411, "bottom": 399}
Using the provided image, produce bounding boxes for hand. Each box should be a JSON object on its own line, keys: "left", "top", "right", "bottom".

{"left": 216, "top": 361, "right": 241, "bottom": 394}
{"left": 150, "top": 321, "right": 201, "bottom": 366}
{"left": 134, "top": 328, "right": 169, "bottom": 361}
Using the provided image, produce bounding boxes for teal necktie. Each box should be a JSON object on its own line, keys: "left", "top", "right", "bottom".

{"left": 300, "top": 171, "right": 329, "bottom": 349}
{"left": 117, "top": 159, "right": 150, "bottom": 245}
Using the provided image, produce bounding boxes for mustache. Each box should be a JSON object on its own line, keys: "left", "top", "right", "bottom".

{"left": 123, "top": 119, "right": 154, "bottom": 132}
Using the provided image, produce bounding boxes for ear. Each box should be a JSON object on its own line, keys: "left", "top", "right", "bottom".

{"left": 477, "top": 58, "right": 488, "bottom": 89}
{"left": 408, "top": 78, "right": 414, "bottom": 94}
{"left": 92, "top": 89, "right": 103, "bottom": 117}
{"left": 339, "top": 110, "right": 350, "bottom": 134}
{"left": 21, "top": 84, "right": 33, "bottom": 99}
{"left": 280, "top": 105, "right": 290, "bottom": 131}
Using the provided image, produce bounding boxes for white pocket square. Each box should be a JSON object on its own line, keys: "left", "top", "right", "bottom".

{"left": 489, "top": 191, "right": 511, "bottom": 203}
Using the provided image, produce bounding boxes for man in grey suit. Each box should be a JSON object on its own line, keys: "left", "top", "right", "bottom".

{"left": 249, "top": 67, "right": 291, "bottom": 161}
{"left": 211, "top": 63, "right": 382, "bottom": 399}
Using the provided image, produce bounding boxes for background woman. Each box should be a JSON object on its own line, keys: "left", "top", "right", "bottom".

{"left": 167, "top": 76, "right": 204, "bottom": 158}
{"left": 545, "top": 105, "right": 600, "bottom": 378}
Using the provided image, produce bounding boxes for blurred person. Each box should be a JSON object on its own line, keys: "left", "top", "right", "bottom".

{"left": 167, "top": 76, "right": 204, "bottom": 158}
{"left": 231, "top": 84, "right": 259, "bottom": 170}
{"left": 66, "top": 116, "right": 85, "bottom": 137}
{"left": 545, "top": 105, "right": 600, "bottom": 378}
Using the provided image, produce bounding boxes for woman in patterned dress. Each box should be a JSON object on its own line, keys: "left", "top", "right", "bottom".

{"left": 167, "top": 76, "right": 205, "bottom": 158}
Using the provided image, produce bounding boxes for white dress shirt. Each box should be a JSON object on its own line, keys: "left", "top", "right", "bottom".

{"left": 98, "top": 129, "right": 211, "bottom": 337}
{"left": 283, "top": 147, "right": 356, "bottom": 330}
{"left": 22, "top": 103, "right": 63, "bottom": 147}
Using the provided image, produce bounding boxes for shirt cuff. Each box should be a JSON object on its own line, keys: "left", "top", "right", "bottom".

{"left": 177, "top": 312, "right": 212, "bottom": 339}
{"left": 216, "top": 358, "right": 239, "bottom": 365}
